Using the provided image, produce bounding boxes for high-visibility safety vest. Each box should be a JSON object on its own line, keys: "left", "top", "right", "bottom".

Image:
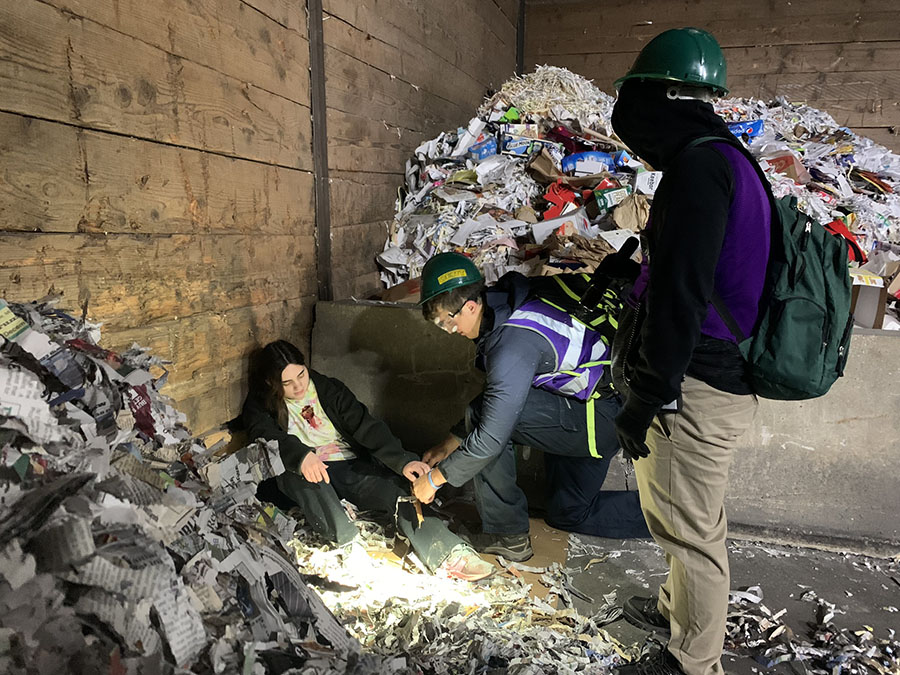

{"left": 503, "top": 275, "right": 621, "bottom": 458}
{"left": 506, "top": 299, "right": 610, "bottom": 401}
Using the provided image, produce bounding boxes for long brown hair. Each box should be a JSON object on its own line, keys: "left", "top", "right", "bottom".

{"left": 249, "top": 340, "right": 307, "bottom": 430}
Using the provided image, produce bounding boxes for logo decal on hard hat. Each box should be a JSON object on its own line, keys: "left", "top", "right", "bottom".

{"left": 420, "top": 251, "right": 483, "bottom": 305}
{"left": 437, "top": 269, "right": 468, "bottom": 285}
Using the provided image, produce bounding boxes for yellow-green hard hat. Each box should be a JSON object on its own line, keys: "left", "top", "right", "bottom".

{"left": 615, "top": 27, "right": 728, "bottom": 96}
{"left": 420, "top": 252, "right": 483, "bottom": 305}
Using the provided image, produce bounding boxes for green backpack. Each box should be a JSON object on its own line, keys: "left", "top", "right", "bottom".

{"left": 692, "top": 136, "right": 854, "bottom": 400}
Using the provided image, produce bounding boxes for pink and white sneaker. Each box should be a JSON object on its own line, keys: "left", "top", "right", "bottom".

{"left": 438, "top": 545, "right": 494, "bottom": 582}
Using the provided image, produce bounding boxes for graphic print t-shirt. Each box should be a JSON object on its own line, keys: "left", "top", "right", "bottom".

{"left": 285, "top": 380, "right": 356, "bottom": 462}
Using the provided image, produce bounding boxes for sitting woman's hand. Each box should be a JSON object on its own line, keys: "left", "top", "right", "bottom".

{"left": 300, "top": 452, "right": 330, "bottom": 483}
{"left": 402, "top": 460, "right": 431, "bottom": 482}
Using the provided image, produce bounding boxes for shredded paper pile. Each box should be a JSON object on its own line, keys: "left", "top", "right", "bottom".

{"left": 0, "top": 296, "right": 645, "bottom": 674}
{"left": 288, "top": 526, "right": 636, "bottom": 675}
{"left": 725, "top": 584, "right": 900, "bottom": 674}
{"left": 378, "top": 66, "right": 900, "bottom": 314}
{"left": 0, "top": 297, "right": 389, "bottom": 674}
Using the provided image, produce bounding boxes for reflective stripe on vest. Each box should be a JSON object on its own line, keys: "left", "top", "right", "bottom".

{"left": 506, "top": 298, "right": 611, "bottom": 458}
{"left": 505, "top": 298, "right": 610, "bottom": 402}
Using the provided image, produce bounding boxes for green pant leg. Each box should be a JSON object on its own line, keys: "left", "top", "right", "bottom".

{"left": 394, "top": 501, "right": 464, "bottom": 572}
{"left": 275, "top": 470, "right": 358, "bottom": 546}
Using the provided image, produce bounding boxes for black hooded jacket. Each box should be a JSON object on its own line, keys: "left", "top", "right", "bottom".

{"left": 610, "top": 80, "right": 756, "bottom": 423}
{"left": 239, "top": 370, "right": 417, "bottom": 475}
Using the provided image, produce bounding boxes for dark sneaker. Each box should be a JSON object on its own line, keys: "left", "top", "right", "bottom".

{"left": 461, "top": 532, "right": 534, "bottom": 562}
{"left": 623, "top": 595, "right": 671, "bottom": 637}
{"left": 614, "top": 647, "right": 684, "bottom": 674}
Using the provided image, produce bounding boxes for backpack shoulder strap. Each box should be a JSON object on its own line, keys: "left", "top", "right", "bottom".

{"left": 684, "top": 135, "right": 778, "bottom": 210}
{"left": 683, "top": 135, "right": 735, "bottom": 152}
{"left": 710, "top": 290, "right": 747, "bottom": 342}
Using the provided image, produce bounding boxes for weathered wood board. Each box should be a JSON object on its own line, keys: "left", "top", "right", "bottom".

{"left": 0, "top": 113, "right": 315, "bottom": 236}
{"left": 0, "top": 0, "right": 313, "bottom": 168}
{"left": 524, "top": 0, "right": 900, "bottom": 153}
{"left": 0, "top": 0, "right": 314, "bottom": 433}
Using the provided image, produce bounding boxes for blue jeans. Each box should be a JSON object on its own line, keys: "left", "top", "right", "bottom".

{"left": 465, "top": 387, "right": 649, "bottom": 539}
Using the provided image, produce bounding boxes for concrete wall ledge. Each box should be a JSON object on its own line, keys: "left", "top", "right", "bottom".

{"left": 728, "top": 328, "right": 899, "bottom": 552}
{"left": 312, "top": 302, "right": 900, "bottom": 553}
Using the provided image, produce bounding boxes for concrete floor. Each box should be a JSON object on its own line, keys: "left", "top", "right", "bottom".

{"left": 426, "top": 491, "right": 895, "bottom": 670}
{"left": 433, "top": 490, "right": 899, "bottom": 671}
{"left": 558, "top": 533, "right": 900, "bottom": 673}
{"left": 312, "top": 491, "right": 900, "bottom": 672}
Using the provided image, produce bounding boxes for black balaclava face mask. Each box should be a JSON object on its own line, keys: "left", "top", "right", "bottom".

{"left": 611, "top": 79, "right": 731, "bottom": 171}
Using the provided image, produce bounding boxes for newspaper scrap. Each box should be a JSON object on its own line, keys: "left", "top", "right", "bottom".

{"left": 725, "top": 584, "right": 900, "bottom": 673}
{"left": 0, "top": 297, "right": 390, "bottom": 674}
{"left": 378, "top": 66, "right": 900, "bottom": 325}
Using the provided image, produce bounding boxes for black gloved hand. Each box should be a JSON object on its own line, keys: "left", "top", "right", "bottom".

{"left": 595, "top": 236, "right": 640, "bottom": 282}
{"left": 614, "top": 398, "right": 656, "bottom": 461}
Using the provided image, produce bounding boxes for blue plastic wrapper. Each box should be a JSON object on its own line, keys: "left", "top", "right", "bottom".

{"left": 468, "top": 136, "right": 498, "bottom": 161}
{"left": 561, "top": 151, "right": 614, "bottom": 175}
{"left": 727, "top": 119, "right": 764, "bottom": 140}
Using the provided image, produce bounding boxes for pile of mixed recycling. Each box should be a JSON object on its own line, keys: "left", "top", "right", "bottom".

{"left": 378, "top": 66, "right": 900, "bottom": 313}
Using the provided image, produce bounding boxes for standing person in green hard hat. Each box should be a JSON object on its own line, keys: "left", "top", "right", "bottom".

{"left": 609, "top": 28, "right": 771, "bottom": 675}
{"left": 410, "top": 251, "right": 650, "bottom": 563}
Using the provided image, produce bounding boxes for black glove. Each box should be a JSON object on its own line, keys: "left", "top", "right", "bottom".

{"left": 614, "top": 397, "right": 657, "bottom": 461}
{"left": 595, "top": 236, "right": 640, "bottom": 282}
{"left": 579, "top": 237, "right": 641, "bottom": 314}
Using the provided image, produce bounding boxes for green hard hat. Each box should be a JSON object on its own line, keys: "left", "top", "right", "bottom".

{"left": 614, "top": 27, "right": 728, "bottom": 96}
{"left": 419, "top": 252, "right": 482, "bottom": 305}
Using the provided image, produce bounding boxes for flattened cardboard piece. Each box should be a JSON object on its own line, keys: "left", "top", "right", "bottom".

{"left": 850, "top": 271, "right": 887, "bottom": 329}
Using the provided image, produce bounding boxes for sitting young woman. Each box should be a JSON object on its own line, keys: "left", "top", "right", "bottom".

{"left": 241, "top": 340, "right": 492, "bottom": 581}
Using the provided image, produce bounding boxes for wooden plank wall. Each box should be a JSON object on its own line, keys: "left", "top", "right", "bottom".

{"left": 322, "top": 0, "right": 519, "bottom": 298}
{"left": 0, "top": 0, "right": 316, "bottom": 432}
{"left": 0, "top": 0, "right": 519, "bottom": 433}
{"left": 524, "top": 0, "right": 900, "bottom": 153}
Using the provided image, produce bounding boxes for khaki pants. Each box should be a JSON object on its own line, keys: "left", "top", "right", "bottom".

{"left": 634, "top": 377, "right": 757, "bottom": 675}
